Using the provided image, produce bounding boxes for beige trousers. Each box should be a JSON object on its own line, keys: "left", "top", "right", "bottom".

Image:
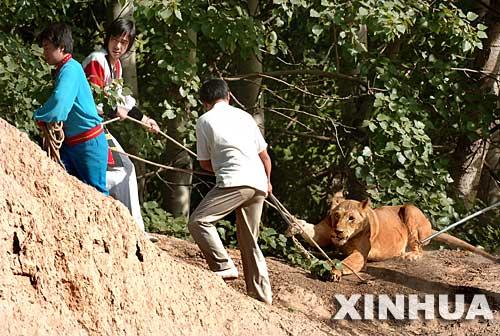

{"left": 188, "top": 186, "right": 272, "bottom": 304}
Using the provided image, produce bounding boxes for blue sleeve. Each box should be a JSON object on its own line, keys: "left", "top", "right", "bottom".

{"left": 35, "top": 64, "right": 79, "bottom": 122}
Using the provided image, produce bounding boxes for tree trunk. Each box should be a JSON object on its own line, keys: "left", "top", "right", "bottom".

{"left": 160, "top": 137, "right": 193, "bottom": 217}
{"left": 451, "top": 2, "right": 500, "bottom": 207}
{"left": 160, "top": 29, "right": 196, "bottom": 217}
{"left": 228, "top": 0, "right": 270, "bottom": 223}
{"left": 451, "top": 138, "right": 489, "bottom": 207}
{"left": 339, "top": 24, "right": 371, "bottom": 200}
{"left": 230, "top": 0, "right": 264, "bottom": 132}
{"left": 478, "top": 128, "right": 500, "bottom": 204}
{"left": 476, "top": 1, "right": 500, "bottom": 205}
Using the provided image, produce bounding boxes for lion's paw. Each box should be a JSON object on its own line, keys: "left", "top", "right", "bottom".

{"left": 401, "top": 251, "right": 423, "bottom": 261}
{"left": 285, "top": 218, "right": 307, "bottom": 236}
{"left": 331, "top": 269, "right": 343, "bottom": 282}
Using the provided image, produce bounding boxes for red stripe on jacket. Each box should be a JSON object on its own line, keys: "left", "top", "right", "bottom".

{"left": 65, "top": 124, "right": 103, "bottom": 146}
{"left": 84, "top": 60, "right": 106, "bottom": 88}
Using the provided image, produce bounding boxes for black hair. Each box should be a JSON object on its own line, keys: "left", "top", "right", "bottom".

{"left": 199, "top": 79, "right": 229, "bottom": 105}
{"left": 104, "top": 18, "right": 136, "bottom": 52}
{"left": 37, "top": 23, "right": 73, "bottom": 54}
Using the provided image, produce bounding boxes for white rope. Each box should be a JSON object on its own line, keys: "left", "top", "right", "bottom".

{"left": 103, "top": 115, "right": 198, "bottom": 158}
{"left": 110, "top": 148, "right": 212, "bottom": 176}
{"left": 420, "top": 201, "right": 500, "bottom": 244}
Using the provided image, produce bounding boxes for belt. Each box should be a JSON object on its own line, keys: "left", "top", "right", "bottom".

{"left": 65, "top": 124, "right": 103, "bottom": 146}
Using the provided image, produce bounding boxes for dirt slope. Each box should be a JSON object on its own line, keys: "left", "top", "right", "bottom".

{"left": 159, "top": 237, "right": 500, "bottom": 336}
{"left": 0, "top": 119, "right": 334, "bottom": 336}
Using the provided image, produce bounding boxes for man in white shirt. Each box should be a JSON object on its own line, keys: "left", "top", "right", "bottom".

{"left": 188, "top": 79, "right": 273, "bottom": 304}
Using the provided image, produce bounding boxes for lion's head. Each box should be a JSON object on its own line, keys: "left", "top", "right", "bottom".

{"left": 329, "top": 199, "right": 371, "bottom": 246}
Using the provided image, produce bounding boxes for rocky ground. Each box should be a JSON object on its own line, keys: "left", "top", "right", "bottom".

{"left": 158, "top": 236, "right": 499, "bottom": 336}
{"left": 0, "top": 117, "right": 498, "bottom": 335}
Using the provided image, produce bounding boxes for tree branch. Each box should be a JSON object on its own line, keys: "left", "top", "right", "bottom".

{"left": 224, "top": 69, "right": 368, "bottom": 87}
{"left": 451, "top": 67, "right": 500, "bottom": 84}
{"left": 271, "top": 129, "right": 340, "bottom": 142}
{"left": 267, "top": 109, "right": 315, "bottom": 132}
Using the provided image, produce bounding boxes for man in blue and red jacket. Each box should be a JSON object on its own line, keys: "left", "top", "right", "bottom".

{"left": 35, "top": 23, "right": 108, "bottom": 195}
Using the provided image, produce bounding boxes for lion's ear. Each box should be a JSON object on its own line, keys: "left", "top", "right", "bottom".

{"left": 360, "top": 199, "right": 371, "bottom": 209}
{"left": 330, "top": 191, "right": 345, "bottom": 207}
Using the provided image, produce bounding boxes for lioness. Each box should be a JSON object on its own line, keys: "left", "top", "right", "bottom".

{"left": 295, "top": 198, "right": 497, "bottom": 281}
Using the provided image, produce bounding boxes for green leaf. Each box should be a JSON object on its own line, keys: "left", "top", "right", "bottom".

{"left": 179, "top": 86, "right": 186, "bottom": 97}
{"left": 396, "top": 186, "right": 406, "bottom": 195}
{"left": 402, "top": 137, "right": 412, "bottom": 148}
{"left": 395, "top": 170, "right": 406, "bottom": 180}
{"left": 385, "top": 142, "right": 398, "bottom": 151}
{"left": 396, "top": 152, "right": 406, "bottom": 164}
{"left": 395, "top": 24, "right": 406, "bottom": 34}
{"left": 162, "top": 109, "right": 176, "bottom": 119}
{"left": 358, "top": 7, "right": 368, "bottom": 16}
{"left": 310, "top": 9, "right": 320, "bottom": 18}
{"left": 159, "top": 8, "right": 172, "bottom": 20}
{"left": 414, "top": 120, "right": 425, "bottom": 129}
{"left": 362, "top": 146, "right": 372, "bottom": 157}
{"left": 466, "top": 12, "right": 479, "bottom": 21}
{"left": 312, "top": 25, "right": 323, "bottom": 36}
{"left": 463, "top": 40, "right": 472, "bottom": 52}
{"left": 174, "top": 9, "right": 182, "bottom": 21}
{"left": 478, "top": 31, "right": 487, "bottom": 39}
{"left": 376, "top": 113, "right": 391, "bottom": 121}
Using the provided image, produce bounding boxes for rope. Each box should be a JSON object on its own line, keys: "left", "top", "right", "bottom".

{"left": 102, "top": 116, "right": 120, "bottom": 126}
{"left": 268, "top": 194, "right": 366, "bottom": 282}
{"left": 110, "top": 148, "right": 213, "bottom": 176}
{"left": 103, "top": 115, "right": 198, "bottom": 158}
{"left": 420, "top": 201, "right": 500, "bottom": 244}
{"left": 40, "top": 122, "right": 65, "bottom": 167}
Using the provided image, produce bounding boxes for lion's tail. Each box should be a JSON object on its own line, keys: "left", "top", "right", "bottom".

{"left": 431, "top": 230, "right": 498, "bottom": 262}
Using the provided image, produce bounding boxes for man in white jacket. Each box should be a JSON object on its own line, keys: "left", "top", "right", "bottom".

{"left": 188, "top": 79, "right": 273, "bottom": 304}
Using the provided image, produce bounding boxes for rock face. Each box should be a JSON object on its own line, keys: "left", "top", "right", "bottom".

{"left": 0, "top": 119, "right": 331, "bottom": 336}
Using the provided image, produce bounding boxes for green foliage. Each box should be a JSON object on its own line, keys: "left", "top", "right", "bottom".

{"left": 259, "top": 227, "right": 343, "bottom": 281}
{"left": 0, "top": 33, "right": 50, "bottom": 136}
{"left": 308, "top": 259, "right": 344, "bottom": 281}
{"left": 459, "top": 208, "right": 500, "bottom": 254}
{"left": 260, "top": 227, "right": 308, "bottom": 267}
{"left": 260, "top": 227, "right": 288, "bottom": 254}
{"left": 358, "top": 105, "right": 457, "bottom": 227}
{"left": 265, "top": 0, "right": 494, "bottom": 233}
{"left": 215, "top": 219, "right": 238, "bottom": 247}
{"left": 142, "top": 201, "right": 190, "bottom": 239}
{"left": 90, "top": 78, "right": 131, "bottom": 110}
{"left": 136, "top": 0, "right": 496, "bottom": 251}
{"left": 470, "top": 222, "right": 500, "bottom": 254}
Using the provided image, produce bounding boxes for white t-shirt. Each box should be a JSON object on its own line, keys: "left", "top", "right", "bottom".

{"left": 196, "top": 101, "right": 268, "bottom": 193}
